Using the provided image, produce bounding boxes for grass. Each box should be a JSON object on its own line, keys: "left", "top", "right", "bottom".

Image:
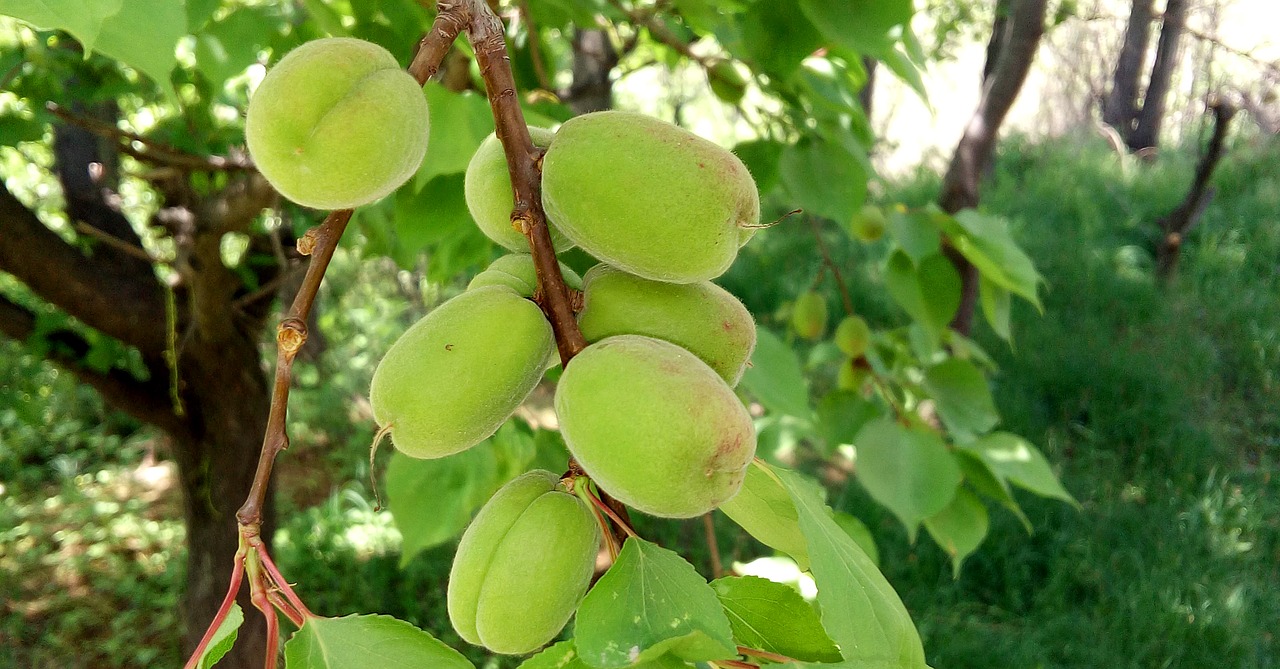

{"left": 1, "top": 134, "right": 1277, "bottom": 667}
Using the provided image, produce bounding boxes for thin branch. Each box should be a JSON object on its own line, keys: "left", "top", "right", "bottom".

{"left": 516, "top": 0, "right": 554, "bottom": 91}
{"left": 702, "top": 513, "right": 724, "bottom": 579}
{"left": 808, "top": 217, "right": 855, "bottom": 316}
{"left": 74, "top": 222, "right": 159, "bottom": 263}
{"left": 46, "top": 103, "right": 254, "bottom": 172}
{"left": 737, "top": 646, "right": 796, "bottom": 663}
{"left": 465, "top": 0, "right": 588, "bottom": 363}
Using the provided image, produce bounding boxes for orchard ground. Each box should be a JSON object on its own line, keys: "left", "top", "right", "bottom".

{"left": 2, "top": 136, "right": 1278, "bottom": 668}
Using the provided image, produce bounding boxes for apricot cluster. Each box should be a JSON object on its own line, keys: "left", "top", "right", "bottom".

{"left": 366, "top": 110, "right": 761, "bottom": 654}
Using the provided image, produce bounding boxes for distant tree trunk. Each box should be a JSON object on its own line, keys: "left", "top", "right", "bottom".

{"left": 564, "top": 28, "right": 618, "bottom": 114}
{"left": 1103, "top": 0, "right": 1156, "bottom": 137}
{"left": 1155, "top": 99, "right": 1237, "bottom": 281}
{"left": 858, "top": 56, "right": 877, "bottom": 117}
{"left": 0, "top": 108, "right": 279, "bottom": 668}
{"left": 983, "top": 0, "right": 1013, "bottom": 84}
{"left": 939, "top": 0, "right": 1049, "bottom": 334}
{"left": 1129, "top": 0, "right": 1189, "bottom": 151}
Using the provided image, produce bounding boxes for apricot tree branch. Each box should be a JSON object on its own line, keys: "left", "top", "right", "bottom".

{"left": 809, "top": 217, "right": 855, "bottom": 316}
{"left": 464, "top": 0, "right": 589, "bottom": 364}
{"left": 46, "top": 102, "right": 254, "bottom": 172}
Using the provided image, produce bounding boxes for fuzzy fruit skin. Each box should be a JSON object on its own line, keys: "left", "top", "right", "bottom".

{"left": 467, "top": 253, "right": 582, "bottom": 297}
{"left": 448, "top": 470, "right": 601, "bottom": 655}
{"left": 791, "top": 291, "right": 828, "bottom": 341}
{"left": 577, "top": 264, "right": 756, "bottom": 385}
{"left": 834, "top": 315, "right": 871, "bottom": 358}
{"left": 541, "top": 111, "right": 760, "bottom": 283}
{"left": 847, "top": 204, "right": 887, "bottom": 242}
{"left": 556, "top": 335, "right": 756, "bottom": 518}
{"left": 245, "top": 38, "right": 429, "bottom": 210}
{"left": 370, "top": 287, "right": 554, "bottom": 459}
{"left": 465, "top": 128, "right": 574, "bottom": 252}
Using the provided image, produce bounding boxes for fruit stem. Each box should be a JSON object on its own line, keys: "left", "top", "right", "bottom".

{"left": 463, "top": 0, "right": 589, "bottom": 365}
{"left": 808, "top": 217, "right": 856, "bottom": 317}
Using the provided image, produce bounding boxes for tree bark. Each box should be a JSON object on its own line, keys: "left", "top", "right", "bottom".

{"left": 939, "top": 0, "right": 1049, "bottom": 335}
{"left": 563, "top": 28, "right": 618, "bottom": 114}
{"left": 1, "top": 114, "right": 278, "bottom": 668}
{"left": 1129, "top": 0, "right": 1189, "bottom": 151}
{"left": 1103, "top": 0, "right": 1156, "bottom": 137}
{"left": 1155, "top": 99, "right": 1237, "bottom": 281}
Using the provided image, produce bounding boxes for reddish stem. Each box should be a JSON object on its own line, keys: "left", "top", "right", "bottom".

{"left": 737, "top": 646, "right": 797, "bottom": 663}
{"left": 181, "top": 551, "right": 246, "bottom": 669}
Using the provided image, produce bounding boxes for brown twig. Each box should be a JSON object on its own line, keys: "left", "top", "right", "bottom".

{"left": 702, "top": 513, "right": 724, "bottom": 579}
{"left": 74, "top": 222, "right": 159, "bottom": 263}
{"left": 516, "top": 0, "right": 554, "bottom": 91}
{"left": 46, "top": 102, "right": 254, "bottom": 172}
{"left": 737, "top": 646, "right": 796, "bottom": 663}
{"left": 808, "top": 217, "right": 855, "bottom": 316}
{"left": 465, "top": 0, "right": 588, "bottom": 364}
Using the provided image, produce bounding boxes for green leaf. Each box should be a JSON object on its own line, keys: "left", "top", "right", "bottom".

{"left": 854, "top": 419, "right": 962, "bottom": 538}
{"left": 923, "top": 487, "right": 989, "bottom": 578}
{"left": 950, "top": 211, "right": 1042, "bottom": 308}
{"left": 283, "top": 614, "right": 474, "bottom": 669}
{"left": 799, "top": 0, "right": 913, "bottom": 57}
{"left": 959, "top": 433, "right": 1077, "bottom": 506}
{"left": 954, "top": 449, "right": 1031, "bottom": 532}
{"left": 575, "top": 538, "right": 737, "bottom": 668}
{"left": 732, "top": 139, "right": 784, "bottom": 194}
{"left": 830, "top": 510, "right": 879, "bottom": 567}
{"left": 386, "top": 422, "right": 535, "bottom": 566}
{"left": 740, "top": 328, "right": 813, "bottom": 422}
{"left": 921, "top": 358, "right": 999, "bottom": 440}
{"left": 193, "top": 7, "right": 278, "bottom": 90}
{"left": 886, "top": 209, "right": 941, "bottom": 262}
{"left": 779, "top": 139, "right": 867, "bottom": 224}
{"left": 519, "top": 640, "right": 689, "bottom": 669}
{"left": 815, "top": 390, "right": 880, "bottom": 454}
{"left": 978, "top": 275, "right": 1012, "bottom": 341}
{"left": 711, "top": 575, "right": 842, "bottom": 663}
{"left": 718, "top": 460, "right": 809, "bottom": 570}
{"left": 884, "top": 251, "right": 960, "bottom": 341}
{"left": 94, "top": 0, "right": 184, "bottom": 88}
{"left": 0, "top": 0, "right": 122, "bottom": 52}
{"left": 774, "top": 466, "right": 927, "bottom": 668}
{"left": 195, "top": 603, "right": 243, "bottom": 669}
{"left": 415, "top": 84, "right": 496, "bottom": 188}
{"left": 391, "top": 173, "right": 493, "bottom": 278}
{"left": 737, "top": 1, "right": 823, "bottom": 77}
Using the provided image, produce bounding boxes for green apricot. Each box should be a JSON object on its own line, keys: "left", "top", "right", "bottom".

{"left": 448, "top": 470, "right": 602, "bottom": 655}
{"left": 370, "top": 286, "right": 554, "bottom": 458}
{"left": 542, "top": 111, "right": 761, "bottom": 283}
{"left": 576, "top": 264, "right": 756, "bottom": 385}
{"left": 555, "top": 335, "right": 757, "bottom": 518}
{"left": 791, "top": 291, "right": 828, "bottom": 341}
{"left": 465, "top": 129, "right": 574, "bottom": 252}
{"left": 837, "top": 357, "right": 870, "bottom": 391}
{"left": 847, "top": 204, "right": 887, "bottom": 243}
{"left": 833, "top": 315, "right": 871, "bottom": 358}
{"left": 245, "top": 38, "right": 429, "bottom": 210}
{"left": 467, "top": 253, "right": 584, "bottom": 297}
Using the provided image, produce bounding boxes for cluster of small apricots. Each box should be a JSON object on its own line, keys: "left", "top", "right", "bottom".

{"left": 246, "top": 38, "right": 763, "bottom": 654}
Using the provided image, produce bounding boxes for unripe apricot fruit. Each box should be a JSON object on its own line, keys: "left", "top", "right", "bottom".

{"left": 245, "top": 38, "right": 429, "bottom": 210}
{"left": 542, "top": 111, "right": 761, "bottom": 283}
{"left": 791, "top": 291, "right": 828, "bottom": 341}
{"left": 467, "top": 253, "right": 582, "bottom": 298}
{"left": 577, "top": 264, "right": 756, "bottom": 385}
{"left": 555, "top": 335, "right": 757, "bottom": 518}
{"left": 847, "top": 204, "right": 887, "bottom": 243}
{"left": 370, "top": 286, "right": 554, "bottom": 459}
{"left": 465, "top": 128, "right": 574, "bottom": 252}
{"left": 448, "top": 470, "right": 601, "bottom": 655}
{"left": 834, "top": 315, "right": 871, "bottom": 358}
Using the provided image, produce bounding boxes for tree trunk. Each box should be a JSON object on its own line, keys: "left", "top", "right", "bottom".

{"left": 858, "top": 56, "right": 877, "bottom": 117}
{"left": 1103, "top": 0, "right": 1156, "bottom": 137}
{"left": 1129, "top": 0, "right": 1189, "bottom": 151}
{"left": 564, "top": 28, "right": 618, "bottom": 114}
{"left": 939, "top": 0, "right": 1049, "bottom": 335}
{"left": 175, "top": 335, "right": 275, "bottom": 669}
